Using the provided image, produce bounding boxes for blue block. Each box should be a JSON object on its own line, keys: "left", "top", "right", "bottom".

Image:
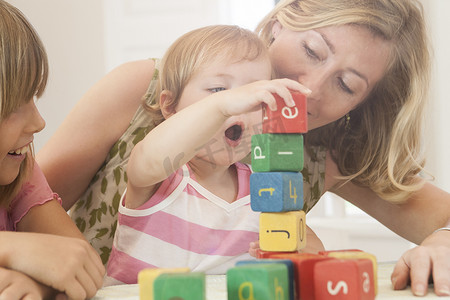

{"left": 250, "top": 172, "right": 303, "bottom": 212}
{"left": 236, "top": 259, "right": 295, "bottom": 300}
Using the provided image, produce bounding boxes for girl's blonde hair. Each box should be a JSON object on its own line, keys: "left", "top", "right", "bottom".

{"left": 0, "top": 0, "right": 48, "bottom": 206}
{"left": 143, "top": 25, "right": 269, "bottom": 125}
{"left": 257, "top": 0, "right": 430, "bottom": 203}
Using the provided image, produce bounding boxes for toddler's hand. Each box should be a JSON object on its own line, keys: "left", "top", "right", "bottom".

{"left": 248, "top": 241, "right": 260, "bottom": 258}
{"left": 216, "top": 78, "right": 310, "bottom": 117}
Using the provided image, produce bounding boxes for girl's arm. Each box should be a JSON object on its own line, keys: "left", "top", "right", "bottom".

{"left": 325, "top": 152, "right": 450, "bottom": 296}
{"left": 37, "top": 59, "right": 156, "bottom": 210}
{"left": 126, "top": 79, "right": 305, "bottom": 208}
{"left": 1, "top": 167, "right": 105, "bottom": 298}
{"left": 0, "top": 267, "right": 57, "bottom": 300}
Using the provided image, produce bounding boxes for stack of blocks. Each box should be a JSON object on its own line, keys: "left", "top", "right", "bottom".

{"left": 250, "top": 91, "right": 308, "bottom": 252}
{"left": 137, "top": 92, "right": 376, "bottom": 299}
{"left": 226, "top": 92, "right": 377, "bottom": 299}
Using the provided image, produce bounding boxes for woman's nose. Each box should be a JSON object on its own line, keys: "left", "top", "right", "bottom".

{"left": 297, "top": 71, "right": 327, "bottom": 101}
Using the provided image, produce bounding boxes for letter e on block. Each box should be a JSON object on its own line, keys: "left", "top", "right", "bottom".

{"left": 263, "top": 91, "right": 308, "bottom": 133}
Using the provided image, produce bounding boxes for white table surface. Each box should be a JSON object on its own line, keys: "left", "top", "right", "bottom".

{"left": 93, "top": 263, "right": 450, "bottom": 299}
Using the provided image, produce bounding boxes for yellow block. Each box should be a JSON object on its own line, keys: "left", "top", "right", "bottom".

{"left": 327, "top": 251, "right": 378, "bottom": 295}
{"left": 259, "top": 210, "right": 306, "bottom": 252}
{"left": 138, "top": 267, "right": 190, "bottom": 300}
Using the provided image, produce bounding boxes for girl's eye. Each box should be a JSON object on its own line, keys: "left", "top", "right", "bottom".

{"left": 209, "top": 87, "right": 226, "bottom": 93}
{"left": 338, "top": 78, "right": 354, "bottom": 95}
{"left": 303, "top": 42, "right": 320, "bottom": 61}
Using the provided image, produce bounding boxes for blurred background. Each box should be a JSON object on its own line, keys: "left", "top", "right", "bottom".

{"left": 8, "top": 0, "right": 450, "bottom": 262}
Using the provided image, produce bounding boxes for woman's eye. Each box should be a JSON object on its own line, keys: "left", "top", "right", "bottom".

{"left": 303, "top": 42, "right": 319, "bottom": 60}
{"left": 338, "top": 78, "right": 354, "bottom": 95}
{"left": 209, "top": 87, "right": 226, "bottom": 93}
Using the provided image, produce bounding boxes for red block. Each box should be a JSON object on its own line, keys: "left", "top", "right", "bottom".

{"left": 263, "top": 91, "right": 307, "bottom": 134}
{"left": 314, "top": 259, "right": 375, "bottom": 300}
{"left": 271, "top": 252, "right": 334, "bottom": 300}
{"left": 318, "top": 249, "right": 363, "bottom": 256}
{"left": 255, "top": 248, "right": 298, "bottom": 259}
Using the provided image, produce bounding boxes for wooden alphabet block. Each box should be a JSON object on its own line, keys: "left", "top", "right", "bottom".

{"left": 236, "top": 259, "right": 295, "bottom": 300}
{"left": 259, "top": 211, "right": 306, "bottom": 252}
{"left": 320, "top": 250, "right": 378, "bottom": 294}
{"left": 255, "top": 249, "right": 298, "bottom": 259}
{"left": 251, "top": 133, "right": 304, "bottom": 172}
{"left": 263, "top": 91, "right": 307, "bottom": 134}
{"left": 250, "top": 172, "right": 303, "bottom": 212}
{"left": 138, "top": 267, "right": 190, "bottom": 300}
{"left": 314, "top": 259, "right": 375, "bottom": 300}
{"left": 153, "top": 272, "right": 205, "bottom": 300}
{"left": 270, "top": 252, "right": 335, "bottom": 300}
{"left": 227, "top": 263, "right": 289, "bottom": 300}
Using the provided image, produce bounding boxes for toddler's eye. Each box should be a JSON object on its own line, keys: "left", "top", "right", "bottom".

{"left": 209, "top": 87, "right": 226, "bottom": 93}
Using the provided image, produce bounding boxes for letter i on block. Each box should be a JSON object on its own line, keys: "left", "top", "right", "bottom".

{"left": 138, "top": 267, "right": 190, "bottom": 300}
{"left": 259, "top": 210, "right": 306, "bottom": 252}
{"left": 251, "top": 133, "right": 304, "bottom": 172}
{"left": 227, "top": 263, "right": 289, "bottom": 300}
{"left": 263, "top": 91, "right": 307, "bottom": 133}
{"left": 314, "top": 259, "right": 375, "bottom": 300}
{"left": 153, "top": 272, "right": 206, "bottom": 300}
{"left": 250, "top": 172, "right": 303, "bottom": 212}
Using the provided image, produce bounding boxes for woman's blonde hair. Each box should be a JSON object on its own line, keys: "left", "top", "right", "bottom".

{"left": 257, "top": 0, "right": 430, "bottom": 203}
{"left": 0, "top": 0, "right": 48, "bottom": 206}
{"left": 143, "top": 25, "right": 269, "bottom": 125}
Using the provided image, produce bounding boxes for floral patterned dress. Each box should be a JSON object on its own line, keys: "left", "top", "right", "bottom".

{"left": 70, "top": 59, "right": 327, "bottom": 265}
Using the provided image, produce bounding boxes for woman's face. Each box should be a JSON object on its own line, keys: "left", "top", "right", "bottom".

{"left": 269, "top": 23, "right": 391, "bottom": 130}
{"left": 0, "top": 100, "right": 45, "bottom": 185}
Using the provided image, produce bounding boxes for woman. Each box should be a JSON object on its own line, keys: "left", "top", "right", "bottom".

{"left": 37, "top": 0, "right": 450, "bottom": 296}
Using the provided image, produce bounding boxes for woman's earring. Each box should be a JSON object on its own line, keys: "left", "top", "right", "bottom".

{"left": 344, "top": 113, "right": 351, "bottom": 130}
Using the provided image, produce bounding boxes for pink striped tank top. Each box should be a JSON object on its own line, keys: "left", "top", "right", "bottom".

{"left": 105, "top": 162, "right": 259, "bottom": 285}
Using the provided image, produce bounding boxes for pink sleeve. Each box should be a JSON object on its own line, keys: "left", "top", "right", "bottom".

{"left": 9, "top": 162, "right": 62, "bottom": 231}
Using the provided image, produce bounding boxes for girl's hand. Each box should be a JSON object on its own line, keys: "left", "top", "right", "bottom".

{"left": 215, "top": 78, "right": 310, "bottom": 117}
{"left": 0, "top": 267, "right": 49, "bottom": 300}
{"left": 2, "top": 232, "right": 104, "bottom": 299}
{"left": 391, "top": 229, "right": 450, "bottom": 296}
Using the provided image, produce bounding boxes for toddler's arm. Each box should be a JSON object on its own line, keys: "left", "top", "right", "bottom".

{"left": 126, "top": 78, "right": 307, "bottom": 208}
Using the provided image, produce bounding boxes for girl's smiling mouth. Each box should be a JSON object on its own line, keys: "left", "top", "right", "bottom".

{"left": 8, "top": 144, "right": 29, "bottom": 156}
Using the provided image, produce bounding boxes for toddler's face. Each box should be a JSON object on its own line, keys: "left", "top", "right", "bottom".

{"left": 0, "top": 100, "right": 45, "bottom": 185}
{"left": 175, "top": 55, "right": 272, "bottom": 166}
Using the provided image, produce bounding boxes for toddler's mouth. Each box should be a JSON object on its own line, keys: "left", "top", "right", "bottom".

{"left": 224, "top": 123, "right": 243, "bottom": 147}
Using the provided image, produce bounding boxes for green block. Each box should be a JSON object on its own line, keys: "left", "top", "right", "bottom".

{"left": 251, "top": 133, "right": 303, "bottom": 172}
{"left": 153, "top": 272, "right": 205, "bottom": 300}
{"left": 227, "top": 263, "right": 289, "bottom": 300}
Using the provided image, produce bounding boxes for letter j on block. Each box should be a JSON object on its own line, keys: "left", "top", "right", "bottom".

{"left": 250, "top": 172, "right": 303, "bottom": 212}
{"left": 259, "top": 210, "right": 307, "bottom": 252}
{"left": 251, "top": 133, "right": 304, "bottom": 172}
